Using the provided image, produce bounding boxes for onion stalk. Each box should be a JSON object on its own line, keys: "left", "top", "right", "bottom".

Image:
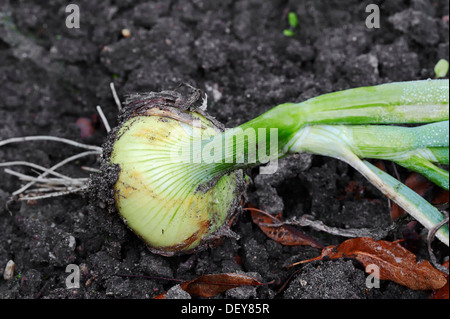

{"left": 1, "top": 80, "right": 447, "bottom": 255}
{"left": 107, "top": 80, "right": 449, "bottom": 255}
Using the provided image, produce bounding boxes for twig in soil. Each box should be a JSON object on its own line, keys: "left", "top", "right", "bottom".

{"left": 264, "top": 215, "right": 398, "bottom": 240}
{"left": 35, "top": 281, "right": 50, "bottom": 299}
{"left": 244, "top": 207, "right": 398, "bottom": 240}
{"left": 391, "top": 161, "right": 401, "bottom": 181}
{"left": 96, "top": 105, "right": 112, "bottom": 133}
{"left": 115, "top": 273, "right": 185, "bottom": 283}
{"left": 0, "top": 135, "right": 102, "bottom": 152}
{"left": 427, "top": 211, "right": 449, "bottom": 275}
{"left": 276, "top": 268, "right": 303, "bottom": 296}
{"left": 110, "top": 82, "right": 122, "bottom": 111}
{"left": 5, "top": 199, "right": 14, "bottom": 216}
{"left": 388, "top": 161, "right": 403, "bottom": 213}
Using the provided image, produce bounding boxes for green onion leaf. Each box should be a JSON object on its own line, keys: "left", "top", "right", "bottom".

{"left": 283, "top": 29, "right": 295, "bottom": 37}
{"left": 363, "top": 161, "right": 448, "bottom": 246}
{"left": 435, "top": 59, "right": 449, "bottom": 78}
{"left": 288, "top": 12, "right": 298, "bottom": 28}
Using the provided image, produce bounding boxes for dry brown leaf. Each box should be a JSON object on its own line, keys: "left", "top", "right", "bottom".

{"left": 154, "top": 273, "right": 264, "bottom": 299}
{"left": 288, "top": 237, "right": 447, "bottom": 290}
{"left": 430, "top": 260, "right": 449, "bottom": 299}
{"left": 245, "top": 206, "right": 323, "bottom": 249}
{"left": 181, "top": 273, "right": 263, "bottom": 298}
{"left": 432, "top": 189, "right": 449, "bottom": 205}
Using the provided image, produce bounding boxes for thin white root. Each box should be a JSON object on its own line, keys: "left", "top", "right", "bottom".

{"left": 18, "top": 186, "right": 89, "bottom": 201}
{"left": 4, "top": 168, "right": 89, "bottom": 201}
{"left": 81, "top": 166, "right": 101, "bottom": 173}
{"left": 4, "top": 169, "right": 88, "bottom": 185}
{"left": 9, "top": 150, "right": 99, "bottom": 196}
{"left": 110, "top": 82, "right": 122, "bottom": 111}
{"left": 24, "top": 186, "right": 85, "bottom": 193}
{"left": 0, "top": 161, "right": 78, "bottom": 181}
{"left": 0, "top": 136, "right": 102, "bottom": 152}
{"left": 96, "top": 105, "right": 112, "bottom": 133}
{"left": 0, "top": 90, "right": 113, "bottom": 202}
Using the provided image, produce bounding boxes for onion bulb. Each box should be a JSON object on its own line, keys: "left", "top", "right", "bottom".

{"left": 106, "top": 87, "right": 246, "bottom": 256}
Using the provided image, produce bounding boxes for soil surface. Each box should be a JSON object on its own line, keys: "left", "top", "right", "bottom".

{"left": 0, "top": 0, "right": 448, "bottom": 300}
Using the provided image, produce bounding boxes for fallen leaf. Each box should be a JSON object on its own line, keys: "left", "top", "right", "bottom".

{"left": 181, "top": 273, "right": 264, "bottom": 298}
{"left": 153, "top": 292, "right": 166, "bottom": 299}
{"left": 430, "top": 260, "right": 449, "bottom": 299}
{"left": 432, "top": 189, "right": 449, "bottom": 205}
{"left": 245, "top": 206, "right": 323, "bottom": 249}
{"left": 154, "top": 273, "right": 264, "bottom": 299}
{"left": 288, "top": 237, "right": 447, "bottom": 290}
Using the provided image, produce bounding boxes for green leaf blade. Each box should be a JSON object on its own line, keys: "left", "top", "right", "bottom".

{"left": 435, "top": 59, "right": 449, "bottom": 78}
{"left": 283, "top": 29, "right": 294, "bottom": 37}
{"left": 364, "top": 161, "right": 449, "bottom": 245}
{"left": 288, "top": 12, "right": 298, "bottom": 28}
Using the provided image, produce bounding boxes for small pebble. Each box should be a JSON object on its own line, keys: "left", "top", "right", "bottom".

{"left": 121, "top": 29, "right": 131, "bottom": 38}
{"left": 3, "top": 260, "right": 15, "bottom": 281}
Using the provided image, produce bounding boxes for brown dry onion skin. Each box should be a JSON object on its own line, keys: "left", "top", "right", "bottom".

{"left": 89, "top": 85, "right": 247, "bottom": 256}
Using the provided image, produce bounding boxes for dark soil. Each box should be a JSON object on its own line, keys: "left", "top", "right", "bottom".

{"left": 0, "top": 0, "right": 448, "bottom": 301}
